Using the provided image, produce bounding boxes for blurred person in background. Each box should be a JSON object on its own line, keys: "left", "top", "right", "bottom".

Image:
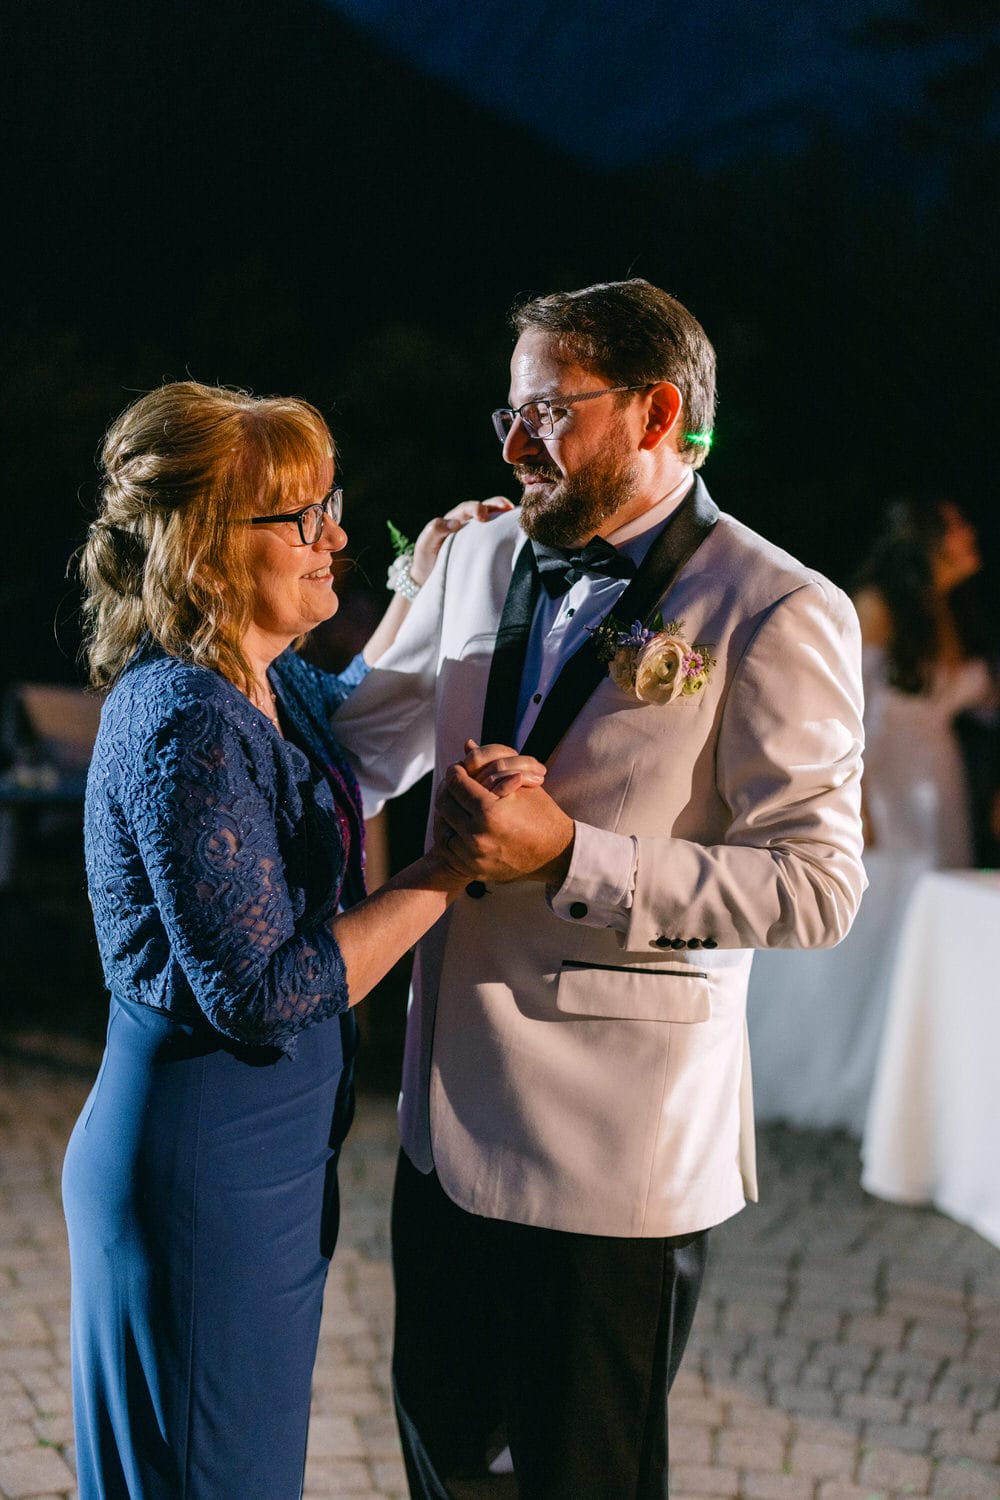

{"left": 853, "top": 497, "right": 996, "bottom": 869}
{"left": 747, "top": 497, "right": 997, "bottom": 1134}
{"left": 61, "top": 380, "right": 533, "bottom": 1500}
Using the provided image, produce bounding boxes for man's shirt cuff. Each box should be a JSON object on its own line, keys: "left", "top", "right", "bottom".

{"left": 547, "top": 823, "right": 637, "bottom": 932}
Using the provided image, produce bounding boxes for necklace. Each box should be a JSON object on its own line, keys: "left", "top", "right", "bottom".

{"left": 252, "top": 678, "right": 283, "bottom": 734}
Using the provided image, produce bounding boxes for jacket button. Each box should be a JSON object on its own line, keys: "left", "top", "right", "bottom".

{"left": 653, "top": 935, "right": 672, "bottom": 948}
{"left": 686, "top": 937, "right": 702, "bottom": 949}
{"left": 703, "top": 938, "right": 718, "bottom": 949}
{"left": 670, "top": 937, "right": 687, "bottom": 950}
{"left": 569, "top": 901, "right": 588, "bottom": 919}
{"left": 466, "top": 881, "right": 487, "bottom": 899}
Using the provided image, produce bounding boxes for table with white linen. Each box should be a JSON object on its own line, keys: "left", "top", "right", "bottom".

{"left": 746, "top": 851, "right": 924, "bottom": 1135}
{"left": 860, "top": 869, "right": 1000, "bottom": 1249}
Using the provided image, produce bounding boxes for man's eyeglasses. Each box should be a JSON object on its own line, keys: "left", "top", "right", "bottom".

{"left": 491, "top": 385, "right": 653, "bottom": 443}
{"left": 245, "top": 486, "right": 343, "bottom": 545}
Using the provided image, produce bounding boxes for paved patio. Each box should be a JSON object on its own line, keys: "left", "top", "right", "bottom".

{"left": 1, "top": 1039, "right": 998, "bottom": 1500}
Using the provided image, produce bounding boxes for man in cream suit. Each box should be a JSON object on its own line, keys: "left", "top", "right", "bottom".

{"left": 333, "top": 280, "right": 865, "bottom": 1499}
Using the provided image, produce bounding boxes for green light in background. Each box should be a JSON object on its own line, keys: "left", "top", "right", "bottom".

{"left": 684, "top": 429, "right": 714, "bottom": 450}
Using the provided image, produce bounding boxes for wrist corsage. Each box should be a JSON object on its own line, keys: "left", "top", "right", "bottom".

{"left": 590, "top": 614, "right": 716, "bottom": 704}
{"left": 386, "top": 520, "right": 421, "bottom": 600}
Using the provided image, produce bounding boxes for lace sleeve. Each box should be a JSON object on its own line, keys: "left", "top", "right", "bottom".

{"left": 130, "top": 689, "right": 349, "bottom": 1049}
{"left": 328, "top": 651, "right": 370, "bottom": 702}
{"left": 279, "top": 648, "right": 370, "bottom": 717}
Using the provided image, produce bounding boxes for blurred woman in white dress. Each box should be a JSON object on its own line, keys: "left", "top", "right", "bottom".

{"left": 747, "top": 498, "right": 995, "bottom": 1132}
{"left": 853, "top": 499, "right": 992, "bottom": 868}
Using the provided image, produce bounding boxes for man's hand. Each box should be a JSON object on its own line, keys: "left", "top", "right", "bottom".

{"left": 435, "top": 747, "right": 574, "bottom": 886}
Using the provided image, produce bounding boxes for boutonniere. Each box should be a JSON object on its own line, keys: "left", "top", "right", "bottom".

{"left": 589, "top": 614, "right": 717, "bottom": 704}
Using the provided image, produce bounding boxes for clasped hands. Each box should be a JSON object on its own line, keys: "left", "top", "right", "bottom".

{"left": 433, "top": 740, "right": 575, "bottom": 888}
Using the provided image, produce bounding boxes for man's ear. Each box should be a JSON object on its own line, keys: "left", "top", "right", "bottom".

{"left": 638, "top": 382, "right": 683, "bottom": 451}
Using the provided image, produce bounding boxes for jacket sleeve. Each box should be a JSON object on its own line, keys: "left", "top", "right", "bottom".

{"left": 130, "top": 692, "right": 349, "bottom": 1049}
{"left": 331, "top": 534, "right": 452, "bottom": 817}
{"left": 622, "top": 578, "right": 866, "bottom": 953}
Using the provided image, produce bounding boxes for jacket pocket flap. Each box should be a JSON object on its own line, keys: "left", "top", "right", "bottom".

{"left": 555, "top": 961, "right": 711, "bottom": 1022}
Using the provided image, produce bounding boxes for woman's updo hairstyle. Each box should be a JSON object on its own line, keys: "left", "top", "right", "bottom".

{"left": 80, "top": 380, "right": 334, "bottom": 693}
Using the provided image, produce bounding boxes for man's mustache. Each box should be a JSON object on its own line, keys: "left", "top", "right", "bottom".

{"left": 514, "top": 465, "right": 560, "bottom": 484}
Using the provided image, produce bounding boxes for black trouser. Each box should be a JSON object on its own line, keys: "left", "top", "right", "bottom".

{"left": 391, "top": 1150, "right": 708, "bottom": 1500}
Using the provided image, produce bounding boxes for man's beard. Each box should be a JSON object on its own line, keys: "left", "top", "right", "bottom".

{"left": 516, "top": 440, "right": 641, "bottom": 549}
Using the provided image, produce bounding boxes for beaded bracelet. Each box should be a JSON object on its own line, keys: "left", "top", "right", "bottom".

{"left": 387, "top": 550, "right": 421, "bottom": 600}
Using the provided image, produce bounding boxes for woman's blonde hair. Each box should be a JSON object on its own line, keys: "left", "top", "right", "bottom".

{"left": 80, "top": 380, "right": 335, "bottom": 693}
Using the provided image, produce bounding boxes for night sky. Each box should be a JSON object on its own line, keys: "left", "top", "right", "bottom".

{"left": 325, "top": 0, "right": 962, "bottom": 165}
{"left": 2, "top": 0, "right": 997, "bottom": 690}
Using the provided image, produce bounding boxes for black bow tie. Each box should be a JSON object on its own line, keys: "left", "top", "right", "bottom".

{"left": 531, "top": 536, "right": 637, "bottom": 599}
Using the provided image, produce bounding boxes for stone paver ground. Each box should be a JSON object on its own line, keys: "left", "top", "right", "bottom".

{"left": 2, "top": 1043, "right": 998, "bottom": 1499}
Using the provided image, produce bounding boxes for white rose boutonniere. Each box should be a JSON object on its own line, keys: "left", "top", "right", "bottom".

{"left": 590, "top": 615, "right": 716, "bottom": 705}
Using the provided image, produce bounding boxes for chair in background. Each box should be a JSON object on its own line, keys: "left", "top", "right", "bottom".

{"left": 0, "top": 682, "right": 104, "bottom": 890}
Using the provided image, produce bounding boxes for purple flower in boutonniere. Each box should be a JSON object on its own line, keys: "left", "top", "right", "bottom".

{"left": 589, "top": 615, "right": 717, "bottom": 705}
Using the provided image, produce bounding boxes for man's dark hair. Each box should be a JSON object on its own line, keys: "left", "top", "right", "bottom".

{"left": 511, "top": 279, "right": 717, "bottom": 469}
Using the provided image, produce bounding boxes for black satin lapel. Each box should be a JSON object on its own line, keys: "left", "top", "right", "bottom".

{"left": 605, "top": 476, "right": 719, "bottom": 634}
{"left": 521, "top": 477, "right": 720, "bottom": 764}
{"left": 480, "top": 540, "right": 541, "bottom": 748}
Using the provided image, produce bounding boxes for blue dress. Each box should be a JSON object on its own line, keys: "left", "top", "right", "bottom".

{"left": 62, "top": 644, "right": 369, "bottom": 1500}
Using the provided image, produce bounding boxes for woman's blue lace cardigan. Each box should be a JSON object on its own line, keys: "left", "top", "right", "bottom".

{"left": 84, "top": 645, "right": 369, "bottom": 1054}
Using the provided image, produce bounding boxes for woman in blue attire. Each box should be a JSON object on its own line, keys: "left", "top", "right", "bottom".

{"left": 62, "top": 380, "right": 532, "bottom": 1500}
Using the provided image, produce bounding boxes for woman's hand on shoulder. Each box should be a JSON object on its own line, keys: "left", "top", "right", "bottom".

{"left": 409, "top": 497, "right": 514, "bottom": 586}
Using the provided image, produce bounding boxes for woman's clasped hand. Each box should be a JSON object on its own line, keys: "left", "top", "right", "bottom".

{"left": 434, "top": 738, "right": 576, "bottom": 888}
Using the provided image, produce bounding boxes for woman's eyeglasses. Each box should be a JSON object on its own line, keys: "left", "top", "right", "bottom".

{"left": 245, "top": 486, "right": 343, "bottom": 545}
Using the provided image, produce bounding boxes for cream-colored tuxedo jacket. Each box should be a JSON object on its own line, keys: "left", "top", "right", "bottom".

{"left": 333, "top": 480, "right": 865, "bottom": 1237}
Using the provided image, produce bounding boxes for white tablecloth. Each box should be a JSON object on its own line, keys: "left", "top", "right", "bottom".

{"left": 861, "top": 870, "right": 1000, "bottom": 1249}
{"left": 746, "top": 852, "right": 925, "bottom": 1134}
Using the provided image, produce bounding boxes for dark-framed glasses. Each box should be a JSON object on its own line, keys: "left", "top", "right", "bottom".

{"left": 491, "top": 384, "right": 653, "bottom": 443}
{"left": 246, "top": 486, "right": 343, "bottom": 545}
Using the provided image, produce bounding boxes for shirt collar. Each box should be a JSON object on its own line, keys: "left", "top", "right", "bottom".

{"left": 604, "top": 470, "right": 695, "bottom": 563}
